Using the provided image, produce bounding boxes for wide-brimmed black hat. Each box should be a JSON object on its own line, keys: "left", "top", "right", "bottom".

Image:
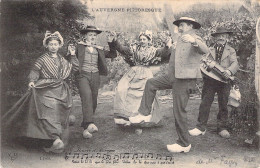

{"left": 173, "top": 17, "right": 201, "bottom": 29}
{"left": 211, "top": 27, "right": 233, "bottom": 37}
{"left": 80, "top": 25, "right": 102, "bottom": 34}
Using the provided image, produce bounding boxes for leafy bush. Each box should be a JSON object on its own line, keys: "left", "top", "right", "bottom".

{"left": 1, "top": 0, "right": 91, "bottom": 110}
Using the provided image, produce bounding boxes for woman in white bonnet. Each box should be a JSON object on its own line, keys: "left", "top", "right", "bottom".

{"left": 110, "top": 30, "right": 172, "bottom": 127}
{"left": 2, "top": 31, "right": 74, "bottom": 153}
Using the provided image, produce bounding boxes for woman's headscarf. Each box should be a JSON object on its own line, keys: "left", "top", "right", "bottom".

{"left": 138, "top": 30, "right": 153, "bottom": 41}
{"left": 43, "top": 31, "right": 64, "bottom": 47}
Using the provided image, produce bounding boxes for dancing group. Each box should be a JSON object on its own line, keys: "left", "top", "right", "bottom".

{"left": 2, "top": 16, "right": 239, "bottom": 153}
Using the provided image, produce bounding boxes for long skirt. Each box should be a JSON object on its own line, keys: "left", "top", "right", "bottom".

{"left": 2, "top": 79, "right": 72, "bottom": 142}
{"left": 114, "top": 65, "right": 162, "bottom": 126}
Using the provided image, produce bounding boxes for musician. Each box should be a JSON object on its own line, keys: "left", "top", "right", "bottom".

{"left": 129, "top": 17, "right": 209, "bottom": 153}
{"left": 189, "top": 27, "right": 239, "bottom": 138}
{"left": 67, "top": 26, "right": 117, "bottom": 138}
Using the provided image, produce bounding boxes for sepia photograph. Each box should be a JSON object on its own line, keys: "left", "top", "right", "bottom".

{"left": 1, "top": 0, "right": 260, "bottom": 167}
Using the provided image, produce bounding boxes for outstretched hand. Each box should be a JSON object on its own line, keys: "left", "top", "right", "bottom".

{"left": 68, "top": 44, "right": 76, "bottom": 55}
{"left": 106, "top": 31, "right": 117, "bottom": 42}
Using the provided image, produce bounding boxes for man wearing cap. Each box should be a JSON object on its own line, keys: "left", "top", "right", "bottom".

{"left": 67, "top": 26, "right": 117, "bottom": 138}
{"left": 189, "top": 27, "right": 239, "bottom": 138}
{"left": 129, "top": 17, "right": 209, "bottom": 152}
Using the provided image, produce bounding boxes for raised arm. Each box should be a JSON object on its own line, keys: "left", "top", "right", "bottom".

{"left": 192, "top": 36, "right": 209, "bottom": 54}
{"left": 66, "top": 44, "right": 80, "bottom": 72}
{"left": 104, "top": 41, "right": 118, "bottom": 58}
{"left": 154, "top": 38, "right": 173, "bottom": 63}
{"left": 109, "top": 39, "right": 133, "bottom": 57}
{"left": 106, "top": 31, "right": 133, "bottom": 57}
{"left": 154, "top": 46, "right": 172, "bottom": 63}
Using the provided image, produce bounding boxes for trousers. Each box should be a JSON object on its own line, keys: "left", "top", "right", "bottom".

{"left": 77, "top": 71, "right": 100, "bottom": 128}
{"left": 138, "top": 73, "right": 196, "bottom": 147}
{"left": 196, "top": 77, "right": 231, "bottom": 132}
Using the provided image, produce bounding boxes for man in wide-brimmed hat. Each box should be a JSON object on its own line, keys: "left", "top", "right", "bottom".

{"left": 189, "top": 26, "right": 239, "bottom": 138}
{"left": 129, "top": 17, "right": 209, "bottom": 153}
{"left": 68, "top": 25, "right": 117, "bottom": 139}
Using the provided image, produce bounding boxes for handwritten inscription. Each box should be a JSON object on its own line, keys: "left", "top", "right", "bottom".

{"left": 243, "top": 156, "right": 256, "bottom": 163}
{"left": 196, "top": 155, "right": 238, "bottom": 167}
{"left": 64, "top": 151, "right": 174, "bottom": 165}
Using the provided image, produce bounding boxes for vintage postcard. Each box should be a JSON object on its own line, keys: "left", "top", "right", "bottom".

{"left": 1, "top": 0, "right": 260, "bottom": 168}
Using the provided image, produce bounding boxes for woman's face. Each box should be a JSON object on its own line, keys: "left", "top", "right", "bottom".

{"left": 47, "top": 39, "right": 60, "bottom": 54}
{"left": 139, "top": 35, "right": 150, "bottom": 47}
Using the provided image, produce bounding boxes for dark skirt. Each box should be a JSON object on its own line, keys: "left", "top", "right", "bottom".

{"left": 2, "top": 79, "right": 72, "bottom": 141}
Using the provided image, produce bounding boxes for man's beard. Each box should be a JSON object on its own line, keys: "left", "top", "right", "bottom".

{"left": 90, "top": 39, "right": 95, "bottom": 44}
{"left": 217, "top": 39, "right": 226, "bottom": 44}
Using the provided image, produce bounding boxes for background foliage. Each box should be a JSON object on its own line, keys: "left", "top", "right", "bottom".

{"left": 1, "top": 0, "right": 91, "bottom": 109}
{"left": 1, "top": 0, "right": 260, "bottom": 139}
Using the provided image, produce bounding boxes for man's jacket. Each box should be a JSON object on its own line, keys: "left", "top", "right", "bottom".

{"left": 167, "top": 31, "right": 209, "bottom": 81}
{"left": 208, "top": 44, "right": 239, "bottom": 75}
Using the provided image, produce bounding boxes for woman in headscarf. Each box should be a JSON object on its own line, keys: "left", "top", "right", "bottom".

{"left": 109, "top": 30, "right": 172, "bottom": 127}
{"left": 2, "top": 31, "right": 74, "bottom": 153}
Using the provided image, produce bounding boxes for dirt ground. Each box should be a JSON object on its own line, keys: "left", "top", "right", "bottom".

{"left": 1, "top": 91, "right": 260, "bottom": 168}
